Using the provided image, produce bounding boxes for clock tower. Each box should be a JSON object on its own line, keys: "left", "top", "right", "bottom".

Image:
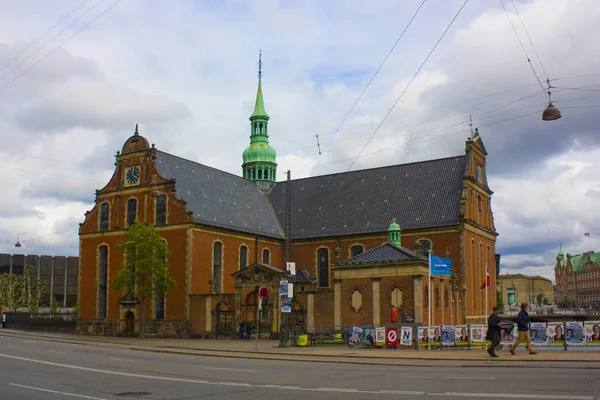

{"left": 242, "top": 51, "right": 277, "bottom": 191}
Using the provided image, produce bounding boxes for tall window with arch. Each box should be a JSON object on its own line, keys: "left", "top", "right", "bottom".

{"left": 419, "top": 239, "right": 431, "bottom": 256}
{"left": 99, "top": 202, "right": 109, "bottom": 231}
{"left": 424, "top": 284, "right": 429, "bottom": 310}
{"left": 262, "top": 248, "right": 270, "bottom": 265}
{"left": 435, "top": 287, "right": 440, "bottom": 309}
{"left": 213, "top": 242, "right": 223, "bottom": 294}
{"left": 317, "top": 248, "right": 329, "bottom": 288}
{"left": 97, "top": 245, "right": 108, "bottom": 320}
{"left": 239, "top": 245, "right": 248, "bottom": 270}
{"left": 126, "top": 198, "right": 137, "bottom": 227}
{"left": 155, "top": 194, "right": 167, "bottom": 226}
{"left": 445, "top": 288, "right": 449, "bottom": 310}
{"left": 154, "top": 241, "right": 167, "bottom": 320}
{"left": 350, "top": 245, "right": 364, "bottom": 257}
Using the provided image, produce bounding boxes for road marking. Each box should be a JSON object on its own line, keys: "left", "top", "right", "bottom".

{"left": 10, "top": 383, "right": 109, "bottom": 400}
{"left": 49, "top": 350, "right": 65, "bottom": 354}
{"left": 8, "top": 345, "right": 20, "bottom": 348}
{"left": 109, "top": 357, "right": 134, "bottom": 362}
{"left": 21, "top": 340, "right": 40, "bottom": 343}
{"left": 317, "top": 387, "right": 359, "bottom": 392}
{"left": 206, "top": 367, "right": 254, "bottom": 372}
{"left": 0, "top": 354, "right": 593, "bottom": 399}
{"left": 432, "top": 393, "right": 594, "bottom": 399}
{"left": 443, "top": 376, "right": 496, "bottom": 380}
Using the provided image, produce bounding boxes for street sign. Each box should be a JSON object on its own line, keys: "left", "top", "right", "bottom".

{"left": 259, "top": 287, "right": 269, "bottom": 298}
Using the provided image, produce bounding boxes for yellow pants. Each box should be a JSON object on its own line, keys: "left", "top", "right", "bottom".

{"left": 511, "top": 331, "right": 533, "bottom": 351}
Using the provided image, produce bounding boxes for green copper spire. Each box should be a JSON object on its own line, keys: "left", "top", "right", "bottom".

{"left": 388, "top": 218, "right": 401, "bottom": 246}
{"left": 242, "top": 50, "right": 277, "bottom": 190}
{"left": 251, "top": 51, "right": 269, "bottom": 119}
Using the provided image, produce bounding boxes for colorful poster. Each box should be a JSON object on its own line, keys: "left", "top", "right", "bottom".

{"left": 386, "top": 327, "right": 399, "bottom": 347}
{"left": 429, "top": 326, "right": 441, "bottom": 343}
{"left": 528, "top": 322, "right": 548, "bottom": 345}
{"left": 417, "top": 327, "right": 430, "bottom": 346}
{"left": 375, "top": 327, "right": 386, "bottom": 346}
{"left": 279, "top": 280, "right": 288, "bottom": 295}
{"left": 566, "top": 321, "right": 584, "bottom": 346}
{"left": 400, "top": 326, "right": 412, "bottom": 346}
{"left": 548, "top": 322, "right": 565, "bottom": 346}
{"left": 363, "top": 327, "right": 375, "bottom": 346}
{"left": 500, "top": 323, "right": 516, "bottom": 344}
{"left": 585, "top": 321, "right": 600, "bottom": 344}
{"left": 470, "top": 324, "right": 486, "bottom": 343}
{"left": 455, "top": 325, "right": 468, "bottom": 346}
{"left": 349, "top": 326, "right": 363, "bottom": 345}
{"left": 280, "top": 297, "right": 291, "bottom": 313}
{"left": 441, "top": 325, "right": 454, "bottom": 346}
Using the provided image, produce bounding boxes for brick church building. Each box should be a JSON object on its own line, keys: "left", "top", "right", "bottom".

{"left": 77, "top": 61, "right": 499, "bottom": 337}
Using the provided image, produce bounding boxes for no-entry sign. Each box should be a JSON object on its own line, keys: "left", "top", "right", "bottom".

{"left": 386, "top": 327, "right": 398, "bottom": 347}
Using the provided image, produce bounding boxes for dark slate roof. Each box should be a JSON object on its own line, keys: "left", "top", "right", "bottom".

{"left": 341, "top": 243, "right": 425, "bottom": 265}
{"left": 287, "top": 268, "right": 312, "bottom": 283}
{"left": 268, "top": 156, "right": 466, "bottom": 239}
{"left": 155, "top": 151, "right": 284, "bottom": 238}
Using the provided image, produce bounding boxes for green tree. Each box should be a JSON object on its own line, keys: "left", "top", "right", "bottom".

{"left": 496, "top": 290, "right": 504, "bottom": 310}
{"left": 536, "top": 293, "right": 549, "bottom": 305}
{"left": 113, "top": 220, "right": 175, "bottom": 338}
{"left": 0, "top": 274, "right": 25, "bottom": 311}
{"left": 22, "top": 265, "right": 46, "bottom": 313}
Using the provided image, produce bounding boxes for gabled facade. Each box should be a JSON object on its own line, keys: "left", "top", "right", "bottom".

{"left": 554, "top": 250, "right": 600, "bottom": 308}
{"left": 77, "top": 59, "right": 499, "bottom": 337}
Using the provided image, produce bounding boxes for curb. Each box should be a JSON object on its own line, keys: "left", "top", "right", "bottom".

{"left": 2, "top": 330, "right": 600, "bottom": 369}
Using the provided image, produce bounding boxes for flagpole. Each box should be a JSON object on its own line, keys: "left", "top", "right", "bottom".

{"left": 428, "top": 251, "right": 432, "bottom": 329}
{"left": 485, "top": 263, "right": 488, "bottom": 319}
{"left": 441, "top": 280, "right": 444, "bottom": 327}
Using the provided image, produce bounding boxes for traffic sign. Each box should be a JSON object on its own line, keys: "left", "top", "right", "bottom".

{"left": 259, "top": 287, "right": 269, "bottom": 298}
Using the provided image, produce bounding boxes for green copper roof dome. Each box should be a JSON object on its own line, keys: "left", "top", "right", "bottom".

{"left": 243, "top": 142, "right": 277, "bottom": 164}
{"left": 388, "top": 217, "right": 401, "bottom": 246}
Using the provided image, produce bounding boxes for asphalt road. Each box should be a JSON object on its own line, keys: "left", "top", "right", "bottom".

{"left": 0, "top": 335, "right": 599, "bottom": 400}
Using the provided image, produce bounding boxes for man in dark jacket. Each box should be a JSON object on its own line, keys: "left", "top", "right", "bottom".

{"left": 486, "top": 306, "right": 501, "bottom": 357}
{"left": 510, "top": 303, "right": 538, "bottom": 355}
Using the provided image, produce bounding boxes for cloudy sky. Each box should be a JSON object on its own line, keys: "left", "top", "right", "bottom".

{"left": 0, "top": 0, "right": 598, "bottom": 281}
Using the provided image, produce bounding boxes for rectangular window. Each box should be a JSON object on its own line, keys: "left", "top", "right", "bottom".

{"left": 262, "top": 249, "right": 270, "bottom": 265}
{"left": 240, "top": 246, "right": 248, "bottom": 270}
{"left": 317, "top": 248, "right": 329, "bottom": 288}
{"left": 213, "top": 242, "right": 223, "bottom": 294}
{"left": 126, "top": 198, "right": 137, "bottom": 227}
{"left": 12, "top": 254, "right": 24, "bottom": 275}
{"left": 100, "top": 202, "right": 109, "bottom": 231}
{"left": 98, "top": 246, "right": 108, "bottom": 320}
{"left": 155, "top": 195, "right": 167, "bottom": 226}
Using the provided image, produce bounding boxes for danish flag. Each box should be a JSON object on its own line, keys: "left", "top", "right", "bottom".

{"left": 584, "top": 232, "right": 590, "bottom": 237}
{"left": 480, "top": 271, "right": 491, "bottom": 289}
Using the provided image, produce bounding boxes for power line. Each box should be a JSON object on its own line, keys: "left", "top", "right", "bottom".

{"left": 0, "top": 0, "right": 92, "bottom": 74}
{"left": 509, "top": 0, "right": 549, "bottom": 79}
{"left": 0, "top": 164, "right": 107, "bottom": 183}
{"left": 346, "top": 0, "right": 470, "bottom": 171}
{"left": 319, "top": 0, "right": 428, "bottom": 154}
{"left": 499, "top": 0, "right": 546, "bottom": 93}
{"left": 0, "top": 150, "right": 110, "bottom": 170}
{"left": 0, "top": 0, "right": 124, "bottom": 95}
{"left": 0, "top": 0, "right": 105, "bottom": 85}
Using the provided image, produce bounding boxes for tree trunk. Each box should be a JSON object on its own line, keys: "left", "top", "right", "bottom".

{"left": 139, "top": 296, "right": 145, "bottom": 339}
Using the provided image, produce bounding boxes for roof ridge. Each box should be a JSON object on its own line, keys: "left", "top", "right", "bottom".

{"left": 278, "top": 155, "right": 465, "bottom": 183}
{"left": 156, "top": 150, "right": 246, "bottom": 182}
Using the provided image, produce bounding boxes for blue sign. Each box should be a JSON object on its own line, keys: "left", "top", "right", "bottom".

{"left": 430, "top": 254, "right": 453, "bottom": 275}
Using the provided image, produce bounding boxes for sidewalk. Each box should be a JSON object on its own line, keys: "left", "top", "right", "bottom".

{"left": 2, "top": 329, "right": 600, "bottom": 368}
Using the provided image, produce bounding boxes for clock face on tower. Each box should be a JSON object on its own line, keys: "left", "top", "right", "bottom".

{"left": 124, "top": 165, "right": 141, "bottom": 187}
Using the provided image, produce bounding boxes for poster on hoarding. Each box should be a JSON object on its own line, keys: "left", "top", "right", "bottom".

{"left": 280, "top": 297, "right": 291, "bottom": 313}
{"left": 528, "top": 322, "right": 548, "bottom": 345}
{"left": 585, "top": 321, "right": 600, "bottom": 345}
{"left": 279, "top": 280, "right": 288, "bottom": 296}
{"left": 500, "top": 323, "right": 516, "bottom": 345}
{"left": 470, "top": 324, "right": 486, "bottom": 343}
{"left": 417, "top": 327, "right": 429, "bottom": 346}
{"left": 386, "top": 327, "right": 399, "bottom": 347}
{"left": 429, "top": 326, "right": 441, "bottom": 343}
{"left": 349, "top": 326, "right": 363, "bottom": 346}
{"left": 400, "top": 326, "right": 412, "bottom": 346}
{"left": 548, "top": 322, "right": 565, "bottom": 346}
{"left": 441, "top": 325, "right": 454, "bottom": 346}
{"left": 375, "top": 327, "right": 386, "bottom": 346}
{"left": 455, "top": 325, "right": 468, "bottom": 346}
{"left": 566, "top": 321, "right": 584, "bottom": 346}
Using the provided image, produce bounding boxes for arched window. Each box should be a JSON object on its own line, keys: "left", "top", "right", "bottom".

{"left": 317, "top": 248, "right": 329, "bottom": 288}
{"left": 99, "top": 202, "right": 109, "bottom": 232}
{"left": 262, "top": 248, "right": 270, "bottom": 265}
{"left": 155, "top": 194, "right": 167, "bottom": 226}
{"left": 240, "top": 245, "right": 248, "bottom": 270}
{"left": 424, "top": 284, "right": 429, "bottom": 310}
{"left": 350, "top": 245, "right": 364, "bottom": 257}
{"left": 445, "top": 288, "right": 449, "bottom": 310}
{"left": 213, "top": 242, "right": 223, "bottom": 294}
{"left": 154, "top": 240, "right": 167, "bottom": 320}
{"left": 97, "top": 245, "right": 108, "bottom": 320}
{"left": 126, "top": 198, "right": 137, "bottom": 227}
{"left": 435, "top": 287, "right": 440, "bottom": 309}
{"left": 258, "top": 169, "right": 263, "bottom": 179}
{"left": 419, "top": 239, "right": 431, "bottom": 256}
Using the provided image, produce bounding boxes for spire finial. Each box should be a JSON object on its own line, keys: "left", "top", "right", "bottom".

{"left": 134, "top": 123, "right": 139, "bottom": 135}
{"left": 258, "top": 49, "right": 262, "bottom": 78}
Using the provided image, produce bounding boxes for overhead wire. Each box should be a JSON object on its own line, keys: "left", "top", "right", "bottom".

{"left": 0, "top": 0, "right": 125, "bottom": 94}
{"left": 509, "top": 0, "right": 549, "bottom": 80}
{"left": 296, "top": 0, "right": 428, "bottom": 173}
{"left": 0, "top": 0, "right": 92, "bottom": 74}
{"left": 346, "top": 0, "right": 470, "bottom": 171}
{"left": 0, "top": 0, "right": 105, "bottom": 84}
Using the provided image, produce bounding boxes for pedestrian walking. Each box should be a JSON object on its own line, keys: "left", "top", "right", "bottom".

{"left": 510, "top": 303, "right": 538, "bottom": 355}
{"left": 485, "top": 306, "right": 501, "bottom": 357}
{"left": 1, "top": 312, "right": 6, "bottom": 329}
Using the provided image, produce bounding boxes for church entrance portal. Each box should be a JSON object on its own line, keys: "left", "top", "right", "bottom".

{"left": 244, "top": 290, "right": 271, "bottom": 338}
{"left": 124, "top": 311, "right": 135, "bottom": 337}
{"left": 215, "top": 302, "right": 234, "bottom": 339}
